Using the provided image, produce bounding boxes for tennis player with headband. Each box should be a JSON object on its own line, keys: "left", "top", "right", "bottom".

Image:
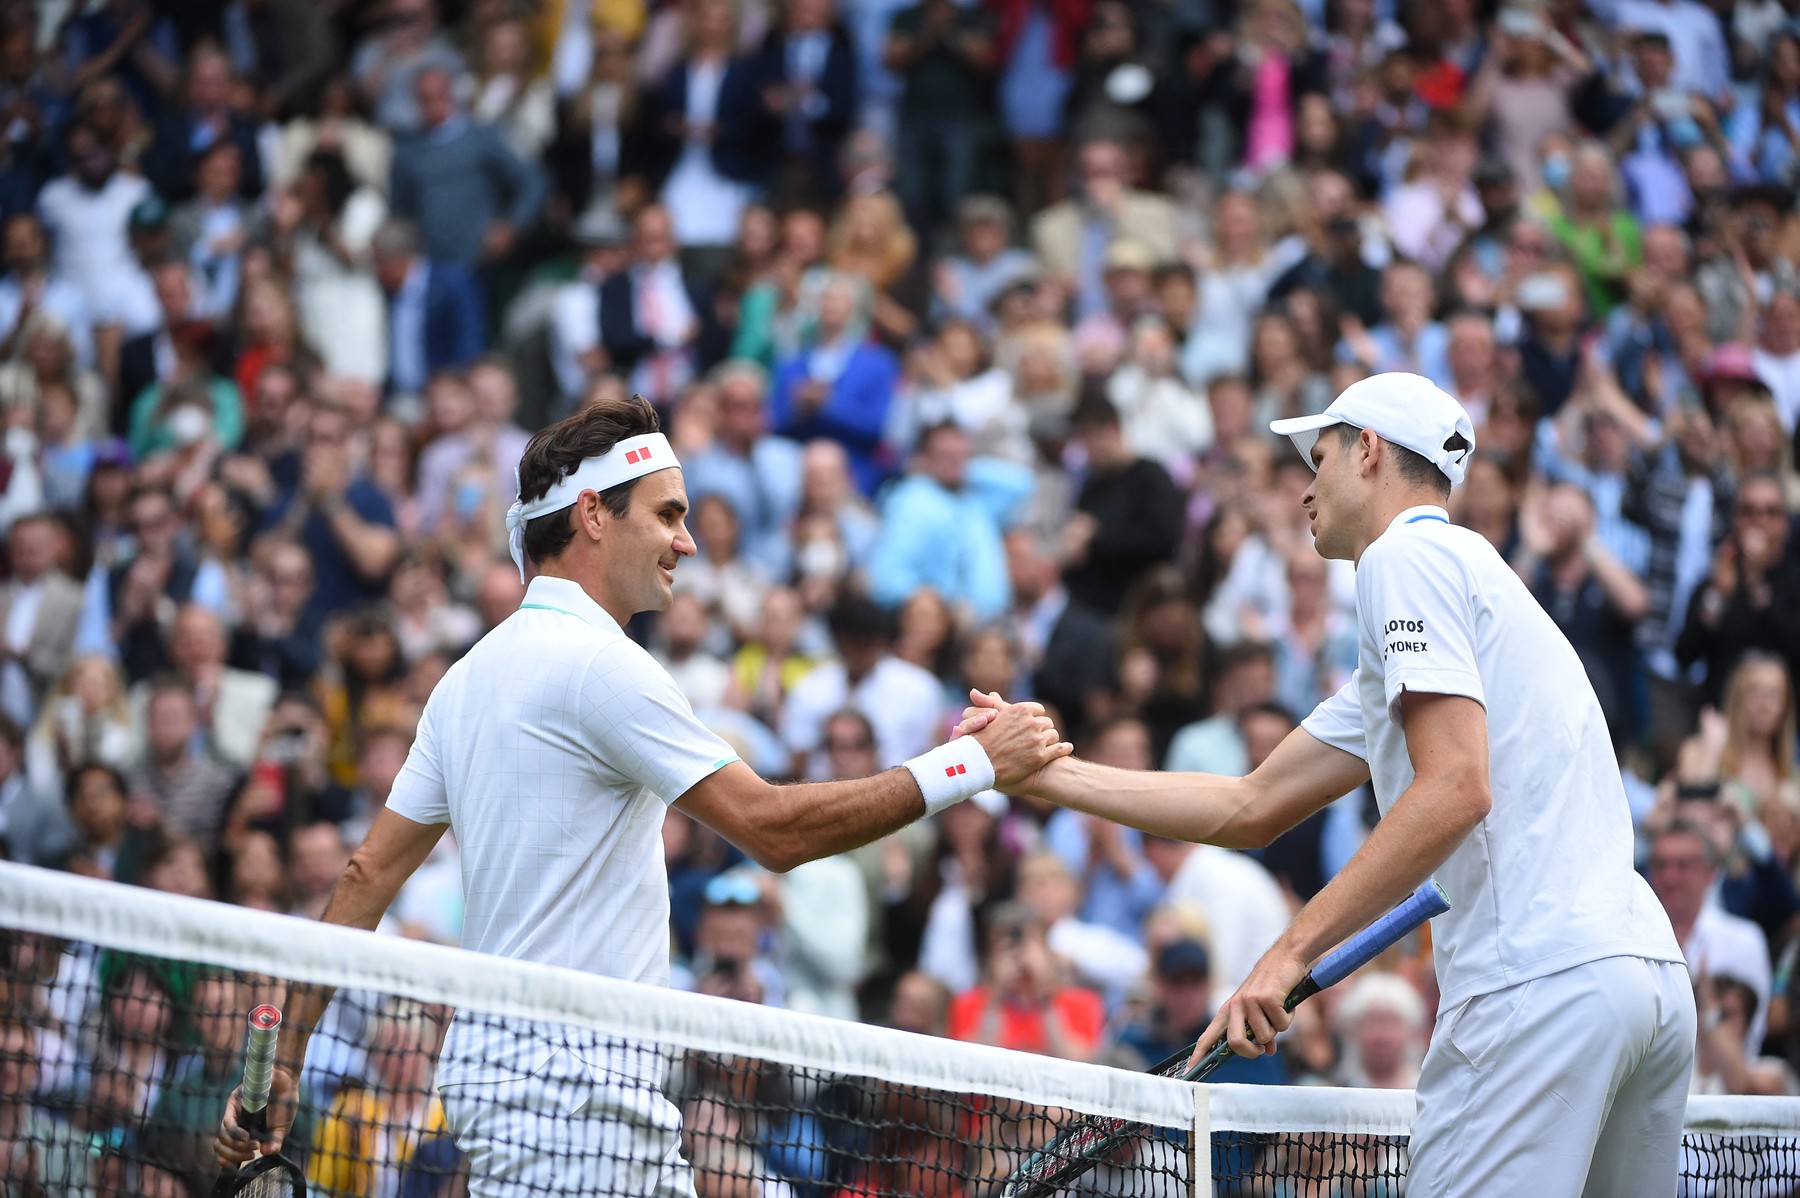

{"left": 215, "top": 393, "right": 1070, "bottom": 1198}
{"left": 961, "top": 373, "right": 1694, "bottom": 1196}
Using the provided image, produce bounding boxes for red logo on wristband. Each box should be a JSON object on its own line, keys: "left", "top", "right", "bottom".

{"left": 944, "top": 764, "right": 967, "bottom": 777}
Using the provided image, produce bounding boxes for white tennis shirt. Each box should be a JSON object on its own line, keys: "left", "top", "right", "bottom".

{"left": 387, "top": 575, "right": 740, "bottom": 1083}
{"left": 1302, "top": 506, "right": 1683, "bottom": 1010}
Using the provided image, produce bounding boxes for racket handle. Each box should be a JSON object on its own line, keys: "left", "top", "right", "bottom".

{"left": 239, "top": 1005, "right": 282, "bottom": 1135}
{"left": 1296, "top": 880, "right": 1449, "bottom": 997}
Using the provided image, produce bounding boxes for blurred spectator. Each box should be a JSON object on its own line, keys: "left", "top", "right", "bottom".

{"left": 0, "top": 1014, "right": 90, "bottom": 1194}
{"left": 868, "top": 422, "right": 1010, "bottom": 621}
{"left": 946, "top": 900, "right": 1102, "bottom": 1060}
{"left": 127, "top": 678, "right": 235, "bottom": 851}
{"left": 46, "top": 763, "right": 151, "bottom": 882}
{"left": 24, "top": 654, "right": 134, "bottom": 804}
{"left": 349, "top": 0, "right": 466, "bottom": 135}
{"left": 684, "top": 360, "right": 804, "bottom": 579}
{"left": 751, "top": 0, "right": 858, "bottom": 203}
{"left": 1015, "top": 848, "right": 1146, "bottom": 1001}
{"left": 1518, "top": 480, "right": 1650, "bottom": 739}
{"left": 770, "top": 272, "right": 899, "bottom": 494}
{"left": 1145, "top": 830, "right": 1287, "bottom": 998}
{"left": 1648, "top": 818, "right": 1773, "bottom": 1049}
{"left": 1332, "top": 972, "right": 1427, "bottom": 1089}
{"left": 1110, "top": 938, "right": 1285, "bottom": 1083}
{"left": 1060, "top": 395, "right": 1183, "bottom": 616}
{"left": 929, "top": 196, "right": 1037, "bottom": 331}
{"left": 372, "top": 219, "right": 487, "bottom": 403}
{"left": 0, "top": 212, "right": 94, "bottom": 369}
{"left": 129, "top": 604, "right": 276, "bottom": 769}
{"left": 36, "top": 119, "right": 150, "bottom": 342}
{"left": 1031, "top": 138, "right": 1178, "bottom": 321}
{"left": 690, "top": 869, "right": 786, "bottom": 1007}
{"left": 885, "top": 0, "right": 994, "bottom": 235}
{"left": 389, "top": 66, "right": 546, "bottom": 270}
{"left": 780, "top": 592, "right": 940, "bottom": 776}
{"left": 262, "top": 404, "right": 401, "bottom": 620}
{"left": 229, "top": 540, "right": 324, "bottom": 689}
{"left": 1693, "top": 972, "right": 1796, "bottom": 1094}
{"left": 646, "top": 0, "right": 769, "bottom": 260}
{"left": 729, "top": 587, "right": 820, "bottom": 725}
{"left": 142, "top": 45, "right": 262, "bottom": 205}
{"left": 98, "top": 485, "right": 228, "bottom": 683}
{"left": 659, "top": 590, "right": 734, "bottom": 709}
{"left": 269, "top": 149, "right": 388, "bottom": 384}
{"left": 1676, "top": 472, "right": 1800, "bottom": 701}
{"left": 0, "top": 514, "right": 80, "bottom": 726}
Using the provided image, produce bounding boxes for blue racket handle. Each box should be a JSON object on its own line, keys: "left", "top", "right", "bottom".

{"left": 1301, "top": 880, "right": 1448, "bottom": 995}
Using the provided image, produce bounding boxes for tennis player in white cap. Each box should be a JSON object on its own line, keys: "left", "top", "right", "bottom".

{"left": 217, "top": 393, "right": 1069, "bottom": 1198}
{"left": 962, "top": 372, "right": 1694, "bottom": 1196}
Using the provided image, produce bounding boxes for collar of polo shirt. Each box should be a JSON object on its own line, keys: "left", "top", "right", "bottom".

{"left": 504, "top": 433, "right": 679, "bottom": 582}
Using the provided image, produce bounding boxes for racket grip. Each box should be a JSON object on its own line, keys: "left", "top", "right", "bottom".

{"left": 240, "top": 1005, "right": 282, "bottom": 1125}
{"left": 1302, "top": 880, "right": 1449, "bottom": 994}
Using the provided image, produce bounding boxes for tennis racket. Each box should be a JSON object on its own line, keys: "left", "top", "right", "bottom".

{"left": 208, "top": 1004, "right": 308, "bottom": 1198}
{"left": 1001, "top": 880, "right": 1450, "bottom": 1198}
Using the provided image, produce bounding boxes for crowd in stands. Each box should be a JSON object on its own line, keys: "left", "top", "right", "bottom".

{"left": 0, "top": 0, "right": 1799, "bottom": 1191}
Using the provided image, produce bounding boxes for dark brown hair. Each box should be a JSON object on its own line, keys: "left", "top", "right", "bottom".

{"left": 516, "top": 394, "right": 661, "bottom": 569}
{"left": 1333, "top": 422, "right": 1452, "bottom": 499}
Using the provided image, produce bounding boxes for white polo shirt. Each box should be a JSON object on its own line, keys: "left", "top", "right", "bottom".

{"left": 1302, "top": 506, "right": 1683, "bottom": 1010}
{"left": 388, "top": 575, "right": 739, "bottom": 1083}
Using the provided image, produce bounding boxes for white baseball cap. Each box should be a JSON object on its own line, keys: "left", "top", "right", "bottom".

{"left": 1269, "top": 372, "right": 1478, "bottom": 487}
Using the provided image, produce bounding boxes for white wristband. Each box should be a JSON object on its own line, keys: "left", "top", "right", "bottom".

{"left": 904, "top": 738, "right": 998, "bottom": 817}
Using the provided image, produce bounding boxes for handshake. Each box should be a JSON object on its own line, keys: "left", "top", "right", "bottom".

{"left": 954, "top": 689, "right": 1075, "bottom": 793}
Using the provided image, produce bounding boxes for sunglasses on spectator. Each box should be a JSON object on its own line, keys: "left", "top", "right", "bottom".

{"left": 705, "top": 873, "right": 762, "bottom": 907}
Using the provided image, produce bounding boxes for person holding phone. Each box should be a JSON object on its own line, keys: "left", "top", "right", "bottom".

{"left": 945, "top": 902, "right": 1104, "bottom": 1061}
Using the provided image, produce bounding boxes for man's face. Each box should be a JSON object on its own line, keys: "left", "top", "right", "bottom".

{"left": 153, "top": 265, "right": 192, "bottom": 322}
{"left": 1648, "top": 830, "right": 1714, "bottom": 923}
{"left": 290, "top": 824, "right": 350, "bottom": 896}
{"left": 824, "top": 714, "right": 878, "bottom": 779}
{"left": 1735, "top": 479, "right": 1789, "bottom": 569}
{"left": 1156, "top": 968, "right": 1210, "bottom": 1031}
{"left": 8, "top": 519, "right": 55, "bottom": 580}
{"left": 415, "top": 69, "right": 454, "bottom": 129}
{"left": 597, "top": 470, "right": 697, "bottom": 616}
{"left": 147, "top": 690, "right": 197, "bottom": 759}
{"left": 717, "top": 376, "right": 766, "bottom": 444}
{"left": 635, "top": 209, "right": 676, "bottom": 264}
{"left": 1302, "top": 428, "right": 1368, "bottom": 562}
{"left": 2, "top": 216, "right": 42, "bottom": 273}
{"left": 191, "top": 977, "right": 243, "bottom": 1054}
{"left": 1635, "top": 42, "right": 1674, "bottom": 89}
{"left": 1078, "top": 143, "right": 1127, "bottom": 205}
{"left": 919, "top": 427, "right": 970, "bottom": 490}
{"left": 70, "top": 768, "right": 126, "bottom": 841}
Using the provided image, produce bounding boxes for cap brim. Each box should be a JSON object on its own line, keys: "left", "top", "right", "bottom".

{"left": 1268, "top": 413, "right": 1345, "bottom": 472}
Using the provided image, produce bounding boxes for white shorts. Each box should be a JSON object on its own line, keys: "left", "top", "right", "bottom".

{"left": 440, "top": 1046, "right": 699, "bottom": 1198}
{"left": 1410, "top": 955, "right": 1696, "bottom": 1198}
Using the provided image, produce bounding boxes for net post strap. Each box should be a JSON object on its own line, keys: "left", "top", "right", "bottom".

{"left": 0, "top": 862, "right": 1193, "bottom": 1130}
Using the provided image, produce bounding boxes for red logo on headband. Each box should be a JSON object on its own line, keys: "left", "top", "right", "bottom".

{"left": 626, "top": 447, "right": 653, "bottom": 465}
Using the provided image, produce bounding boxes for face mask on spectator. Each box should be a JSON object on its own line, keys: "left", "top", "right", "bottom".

{"left": 168, "top": 405, "right": 210, "bottom": 447}
{"left": 1542, "top": 153, "right": 1571, "bottom": 193}
{"left": 798, "top": 539, "right": 844, "bottom": 579}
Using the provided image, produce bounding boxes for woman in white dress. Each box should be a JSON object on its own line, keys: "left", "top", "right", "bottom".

{"left": 271, "top": 149, "right": 388, "bottom": 384}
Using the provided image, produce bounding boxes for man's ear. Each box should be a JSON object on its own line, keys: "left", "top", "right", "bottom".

{"left": 574, "top": 490, "right": 611, "bottom": 544}
{"left": 1359, "top": 428, "right": 1382, "bottom": 476}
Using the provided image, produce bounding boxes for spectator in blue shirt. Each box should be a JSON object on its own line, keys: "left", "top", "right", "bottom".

{"left": 868, "top": 421, "right": 1010, "bottom": 621}
{"left": 770, "top": 272, "right": 899, "bottom": 494}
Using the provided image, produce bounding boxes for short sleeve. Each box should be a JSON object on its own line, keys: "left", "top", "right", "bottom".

{"left": 583, "top": 647, "right": 741, "bottom": 805}
{"left": 1301, "top": 674, "right": 1368, "bottom": 760}
{"left": 1360, "top": 533, "right": 1485, "bottom": 722}
{"left": 388, "top": 702, "right": 450, "bottom": 825}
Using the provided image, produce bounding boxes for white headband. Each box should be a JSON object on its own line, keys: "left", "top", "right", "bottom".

{"left": 505, "top": 432, "right": 678, "bottom": 582}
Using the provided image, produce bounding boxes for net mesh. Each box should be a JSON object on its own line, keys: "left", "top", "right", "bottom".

{"left": 1, "top": 864, "right": 1796, "bottom": 1198}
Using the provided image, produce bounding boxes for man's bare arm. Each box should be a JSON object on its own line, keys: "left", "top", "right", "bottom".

{"left": 679, "top": 703, "right": 1069, "bottom": 871}
{"left": 1203, "top": 691, "right": 1490, "bottom": 1057}
{"left": 959, "top": 690, "right": 1369, "bottom": 848}
{"left": 270, "top": 809, "right": 446, "bottom": 1067}
{"left": 218, "top": 809, "right": 444, "bottom": 1163}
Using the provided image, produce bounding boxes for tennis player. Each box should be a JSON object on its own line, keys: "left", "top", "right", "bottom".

{"left": 962, "top": 373, "right": 1695, "bottom": 1196}
{"left": 214, "top": 394, "right": 1068, "bottom": 1197}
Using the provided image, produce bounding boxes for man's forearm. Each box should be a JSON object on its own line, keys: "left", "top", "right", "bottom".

{"left": 1024, "top": 757, "right": 1263, "bottom": 847}
{"left": 273, "top": 861, "right": 398, "bottom": 1075}
{"left": 1271, "top": 775, "right": 1484, "bottom": 970}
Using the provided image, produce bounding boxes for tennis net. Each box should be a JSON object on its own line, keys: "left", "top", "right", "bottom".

{"left": 1, "top": 862, "right": 1795, "bottom": 1198}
